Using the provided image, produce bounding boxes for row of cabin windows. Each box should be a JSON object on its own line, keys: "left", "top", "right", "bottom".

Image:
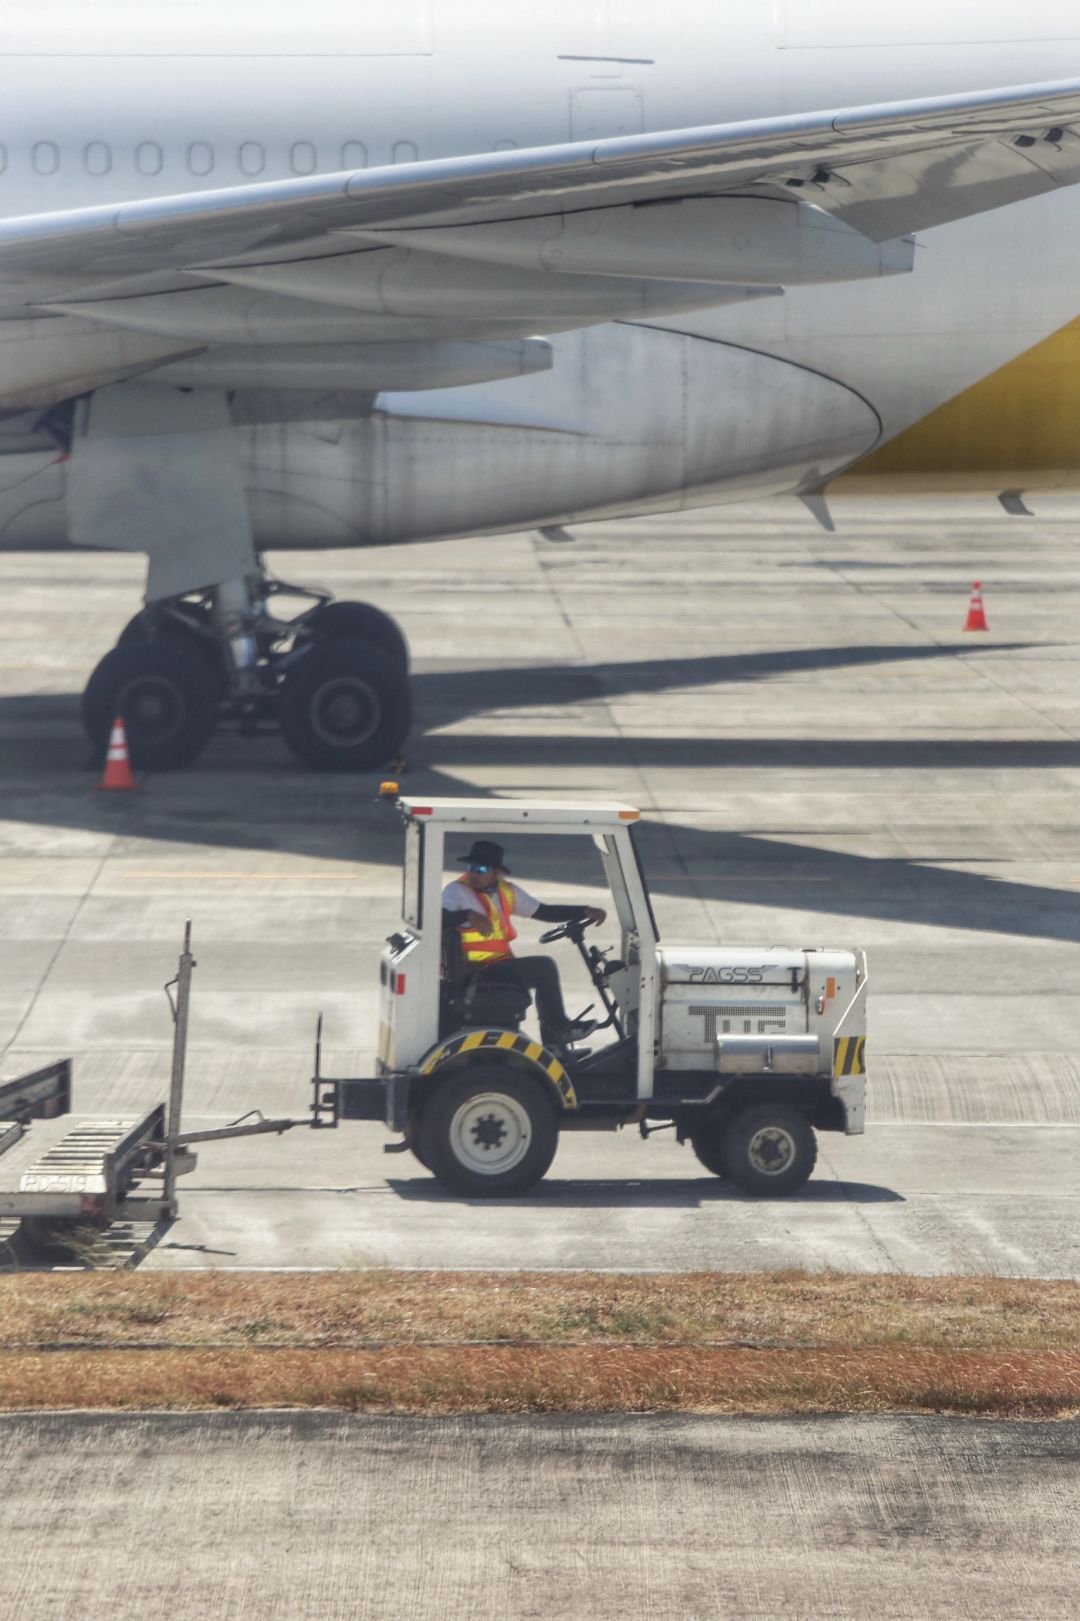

{"left": 0, "top": 137, "right": 519, "bottom": 179}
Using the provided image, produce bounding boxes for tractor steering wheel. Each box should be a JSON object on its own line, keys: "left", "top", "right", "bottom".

{"left": 538, "top": 918, "right": 593, "bottom": 945}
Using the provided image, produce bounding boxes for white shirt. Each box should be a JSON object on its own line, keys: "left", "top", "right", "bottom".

{"left": 442, "top": 879, "right": 540, "bottom": 919}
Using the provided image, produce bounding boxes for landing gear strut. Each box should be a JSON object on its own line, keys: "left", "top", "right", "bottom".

{"left": 81, "top": 568, "right": 412, "bottom": 772}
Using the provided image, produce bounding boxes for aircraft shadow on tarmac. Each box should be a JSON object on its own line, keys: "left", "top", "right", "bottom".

{"left": 1, "top": 639, "right": 1028, "bottom": 749}
{"left": 413, "top": 640, "right": 1034, "bottom": 726}
{"left": 387, "top": 1177, "right": 904, "bottom": 1207}
{"left": 4, "top": 639, "right": 1079, "bottom": 944}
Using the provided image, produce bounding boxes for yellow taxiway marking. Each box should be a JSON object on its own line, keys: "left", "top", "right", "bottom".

{"left": 108, "top": 871, "right": 366, "bottom": 880}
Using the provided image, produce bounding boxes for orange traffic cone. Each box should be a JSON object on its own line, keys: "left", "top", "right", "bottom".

{"left": 964, "top": 581, "right": 988, "bottom": 632}
{"left": 96, "top": 716, "right": 137, "bottom": 790}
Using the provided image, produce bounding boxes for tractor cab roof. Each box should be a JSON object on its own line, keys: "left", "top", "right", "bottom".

{"left": 397, "top": 797, "right": 641, "bottom": 829}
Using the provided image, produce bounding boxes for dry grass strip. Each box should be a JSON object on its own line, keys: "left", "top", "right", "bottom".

{"left": 1, "top": 1346, "right": 1078, "bottom": 1417}
{"left": 4, "top": 1269, "right": 1080, "bottom": 1350}
{"left": 2, "top": 1271, "right": 1079, "bottom": 1415}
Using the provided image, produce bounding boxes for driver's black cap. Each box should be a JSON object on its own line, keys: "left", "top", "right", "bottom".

{"left": 457, "top": 839, "right": 510, "bottom": 873}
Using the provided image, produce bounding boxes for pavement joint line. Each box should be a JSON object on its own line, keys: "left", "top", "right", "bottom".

{"left": 530, "top": 527, "right": 659, "bottom": 822}
{"left": 806, "top": 534, "right": 934, "bottom": 643}
{"left": 818, "top": 1142, "right": 907, "bottom": 1270}
{"left": 182, "top": 1185, "right": 395, "bottom": 1195}
{"left": 528, "top": 528, "right": 714, "bottom": 933}
{"left": 868, "top": 1119, "right": 1080, "bottom": 1128}
{"left": 0, "top": 828, "right": 127, "bottom": 1070}
{"left": 806, "top": 528, "right": 1080, "bottom": 747}
{"left": 174, "top": 1185, "right": 1080, "bottom": 1198}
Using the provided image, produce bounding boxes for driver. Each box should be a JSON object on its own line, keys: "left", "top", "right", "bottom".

{"left": 442, "top": 839, "right": 607, "bottom": 1048}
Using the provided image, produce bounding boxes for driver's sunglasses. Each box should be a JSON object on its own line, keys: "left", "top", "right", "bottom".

{"left": 468, "top": 864, "right": 493, "bottom": 874}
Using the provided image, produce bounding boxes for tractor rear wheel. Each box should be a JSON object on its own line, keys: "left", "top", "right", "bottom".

{"left": 688, "top": 1129, "right": 726, "bottom": 1179}
{"left": 718, "top": 1103, "right": 817, "bottom": 1198}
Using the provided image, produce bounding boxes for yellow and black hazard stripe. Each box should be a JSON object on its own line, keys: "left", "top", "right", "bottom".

{"left": 833, "top": 1035, "right": 867, "bottom": 1078}
{"left": 420, "top": 1028, "right": 578, "bottom": 1108}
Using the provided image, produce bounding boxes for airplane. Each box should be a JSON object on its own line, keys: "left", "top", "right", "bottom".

{"left": 2, "top": 2, "right": 1080, "bottom": 772}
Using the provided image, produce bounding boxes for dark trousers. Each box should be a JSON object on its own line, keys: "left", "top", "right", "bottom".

{"left": 479, "top": 955, "right": 572, "bottom": 1037}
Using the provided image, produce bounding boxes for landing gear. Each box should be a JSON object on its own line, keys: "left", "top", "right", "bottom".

{"left": 81, "top": 640, "right": 220, "bottom": 771}
{"left": 278, "top": 638, "right": 413, "bottom": 772}
{"left": 302, "top": 601, "right": 409, "bottom": 671}
{"left": 81, "top": 571, "right": 413, "bottom": 773}
{"left": 116, "top": 601, "right": 228, "bottom": 697}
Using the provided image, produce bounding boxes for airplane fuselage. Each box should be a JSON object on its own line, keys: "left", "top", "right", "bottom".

{"left": 4, "top": 2, "right": 1080, "bottom": 557}
{"left": 4, "top": 5, "right": 1080, "bottom": 213}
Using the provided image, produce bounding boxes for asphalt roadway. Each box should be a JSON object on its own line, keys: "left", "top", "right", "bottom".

{"left": 1, "top": 1411, "right": 1077, "bottom": 1620}
{"left": 1, "top": 500, "right": 1079, "bottom": 1273}
{"left": 4, "top": 503, "right": 1080, "bottom": 1621}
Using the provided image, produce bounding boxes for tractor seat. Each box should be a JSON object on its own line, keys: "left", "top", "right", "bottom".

{"left": 440, "top": 929, "right": 531, "bottom": 1034}
{"left": 461, "top": 974, "right": 531, "bottom": 1030}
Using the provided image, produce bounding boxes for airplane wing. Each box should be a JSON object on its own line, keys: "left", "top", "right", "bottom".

{"left": 2, "top": 75, "right": 1080, "bottom": 422}
{"left": 2, "top": 76, "right": 1080, "bottom": 290}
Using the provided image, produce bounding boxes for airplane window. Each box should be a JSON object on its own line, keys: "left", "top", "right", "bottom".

{"left": 33, "top": 142, "right": 59, "bottom": 176}
{"left": 341, "top": 141, "right": 367, "bottom": 170}
{"left": 136, "top": 142, "right": 163, "bottom": 176}
{"left": 239, "top": 141, "right": 265, "bottom": 176}
{"left": 393, "top": 140, "right": 419, "bottom": 165}
{"left": 187, "top": 142, "right": 214, "bottom": 177}
{"left": 494, "top": 140, "right": 518, "bottom": 151}
{"left": 84, "top": 142, "right": 111, "bottom": 176}
{"left": 290, "top": 142, "right": 317, "bottom": 175}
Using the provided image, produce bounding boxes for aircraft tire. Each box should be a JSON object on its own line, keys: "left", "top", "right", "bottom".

{"left": 117, "top": 604, "right": 228, "bottom": 696}
{"left": 278, "top": 636, "right": 412, "bottom": 771}
{"left": 417, "top": 1066, "right": 558, "bottom": 1198}
{"left": 81, "top": 640, "right": 220, "bottom": 770}
{"left": 303, "top": 601, "right": 410, "bottom": 670}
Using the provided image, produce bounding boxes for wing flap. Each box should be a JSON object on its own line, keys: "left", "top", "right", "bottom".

{"left": 810, "top": 141, "right": 1073, "bottom": 241}
{"left": 4, "top": 76, "right": 1080, "bottom": 296}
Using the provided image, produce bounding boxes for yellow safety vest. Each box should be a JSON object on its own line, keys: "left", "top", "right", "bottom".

{"left": 460, "top": 881, "right": 518, "bottom": 965}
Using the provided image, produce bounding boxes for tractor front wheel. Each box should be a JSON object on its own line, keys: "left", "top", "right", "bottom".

{"left": 417, "top": 1067, "right": 558, "bottom": 1198}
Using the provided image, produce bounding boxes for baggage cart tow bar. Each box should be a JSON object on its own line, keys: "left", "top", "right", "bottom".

{"left": 142, "top": 921, "right": 339, "bottom": 1223}
{"left": 0, "top": 926, "right": 340, "bottom": 1259}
